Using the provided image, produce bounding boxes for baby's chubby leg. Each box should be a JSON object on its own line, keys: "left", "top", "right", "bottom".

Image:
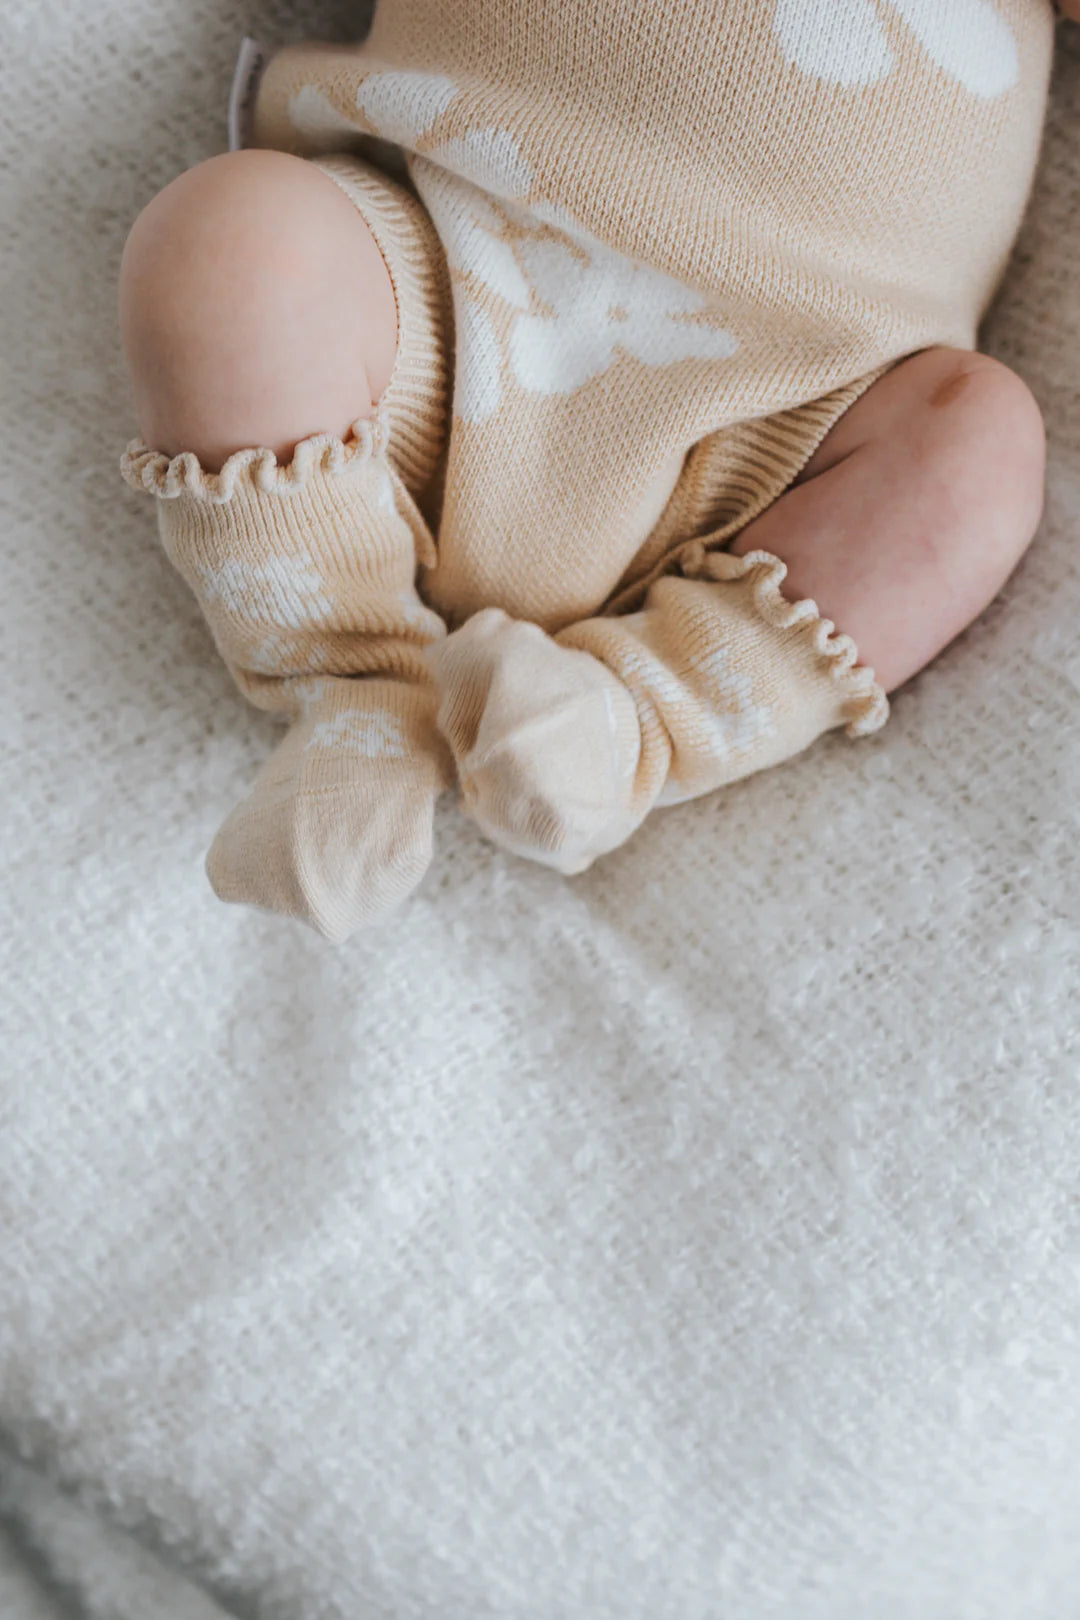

{"left": 121, "top": 149, "right": 399, "bottom": 473}
{"left": 431, "top": 348, "right": 1045, "bottom": 873}
{"left": 120, "top": 149, "right": 452, "bottom": 939}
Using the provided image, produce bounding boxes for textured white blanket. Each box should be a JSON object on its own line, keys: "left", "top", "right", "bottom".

{"left": 2, "top": 3, "right": 1079, "bottom": 1616}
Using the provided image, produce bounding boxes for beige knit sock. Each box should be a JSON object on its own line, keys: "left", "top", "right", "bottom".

{"left": 430, "top": 548, "right": 888, "bottom": 874}
{"left": 124, "top": 416, "right": 452, "bottom": 940}
{"left": 206, "top": 670, "right": 450, "bottom": 940}
{"left": 428, "top": 608, "right": 643, "bottom": 873}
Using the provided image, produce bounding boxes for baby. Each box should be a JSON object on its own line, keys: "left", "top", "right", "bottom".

{"left": 119, "top": 0, "right": 1066, "bottom": 941}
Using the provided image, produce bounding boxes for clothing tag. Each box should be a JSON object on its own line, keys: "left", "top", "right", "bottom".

{"left": 227, "top": 37, "right": 269, "bottom": 151}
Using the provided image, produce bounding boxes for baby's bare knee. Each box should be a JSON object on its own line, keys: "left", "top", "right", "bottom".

{"left": 119, "top": 150, "right": 398, "bottom": 468}
{"left": 121, "top": 152, "right": 318, "bottom": 359}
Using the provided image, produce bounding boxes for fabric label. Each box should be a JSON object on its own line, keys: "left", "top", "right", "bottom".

{"left": 227, "top": 37, "right": 269, "bottom": 152}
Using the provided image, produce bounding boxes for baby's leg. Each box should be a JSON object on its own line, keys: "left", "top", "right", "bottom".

{"left": 122, "top": 149, "right": 400, "bottom": 472}
{"left": 431, "top": 347, "right": 1045, "bottom": 872}
{"left": 728, "top": 347, "right": 1046, "bottom": 693}
{"left": 121, "top": 150, "right": 452, "bottom": 939}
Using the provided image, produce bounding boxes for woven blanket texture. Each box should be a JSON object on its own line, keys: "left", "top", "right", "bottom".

{"left": 2, "top": 2, "right": 1079, "bottom": 1617}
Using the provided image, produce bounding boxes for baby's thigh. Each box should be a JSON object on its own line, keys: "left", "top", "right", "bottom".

{"left": 795, "top": 348, "right": 1043, "bottom": 499}
{"left": 119, "top": 150, "right": 399, "bottom": 471}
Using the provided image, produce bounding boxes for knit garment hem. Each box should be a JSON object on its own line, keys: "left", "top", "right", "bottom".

{"left": 309, "top": 153, "right": 452, "bottom": 503}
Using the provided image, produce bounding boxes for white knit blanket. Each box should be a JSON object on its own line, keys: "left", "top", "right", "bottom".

{"left": 3, "top": 4, "right": 1079, "bottom": 1616}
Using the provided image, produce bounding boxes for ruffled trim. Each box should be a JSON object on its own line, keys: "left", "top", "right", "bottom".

{"left": 679, "top": 542, "right": 889, "bottom": 737}
{"left": 120, "top": 413, "right": 392, "bottom": 504}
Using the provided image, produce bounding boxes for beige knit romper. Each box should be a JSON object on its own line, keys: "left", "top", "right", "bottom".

{"left": 122, "top": 0, "right": 1054, "bottom": 939}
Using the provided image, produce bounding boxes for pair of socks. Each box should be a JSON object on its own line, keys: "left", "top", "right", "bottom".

{"left": 123, "top": 408, "right": 885, "bottom": 942}
{"left": 121, "top": 140, "right": 889, "bottom": 942}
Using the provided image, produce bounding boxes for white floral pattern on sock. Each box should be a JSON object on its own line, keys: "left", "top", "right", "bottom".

{"left": 684, "top": 641, "right": 778, "bottom": 757}
{"left": 772, "top": 0, "right": 1019, "bottom": 98}
{"left": 245, "top": 635, "right": 339, "bottom": 677}
{"left": 612, "top": 637, "right": 775, "bottom": 806}
{"left": 306, "top": 709, "right": 410, "bottom": 758}
{"left": 293, "top": 678, "right": 334, "bottom": 712}
{"left": 198, "top": 556, "right": 336, "bottom": 628}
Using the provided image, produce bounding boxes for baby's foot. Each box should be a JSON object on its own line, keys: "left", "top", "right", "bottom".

{"left": 206, "top": 677, "right": 451, "bottom": 940}
{"left": 428, "top": 608, "right": 643, "bottom": 874}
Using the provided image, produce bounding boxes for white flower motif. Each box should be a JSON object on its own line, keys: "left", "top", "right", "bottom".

{"left": 416, "top": 160, "right": 737, "bottom": 408}
{"left": 351, "top": 70, "right": 536, "bottom": 202}
{"left": 198, "top": 555, "right": 335, "bottom": 628}
{"left": 418, "top": 168, "right": 531, "bottom": 307}
{"left": 425, "top": 128, "right": 534, "bottom": 199}
{"left": 410, "top": 167, "right": 526, "bottom": 421}
{"left": 613, "top": 638, "right": 775, "bottom": 805}
{"left": 294, "top": 678, "right": 334, "bottom": 712}
{"left": 507, "top": 230, "right": 738, "bottom": 396}
{"left": 355, "top": 71, "right": 459, "bottom": 145}
{"left": 305, "top": 709, "right": 409, "bottom": 758}
{"left": 455, "top": 293, "right": 505, "bottom": 423}
{"left": 288, "top": 68, "right": 536, "bottom": 202}
{"left": 773, "top": 0, "right": 1019, "bottom": 99}
{"left": 292, "top": 70, "right": 737, "bottom": 410}
{"left": 685, "top": 642, "right": 777, "bottom": 758}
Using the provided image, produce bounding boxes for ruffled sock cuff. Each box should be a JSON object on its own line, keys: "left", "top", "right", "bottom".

{"left": 679, "top": 542, "right": 890, "bottom": 739}
{"left": 120, "top": 414, "right": 393, "bottom": 504}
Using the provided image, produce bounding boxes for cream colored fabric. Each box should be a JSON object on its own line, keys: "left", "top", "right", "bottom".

{"left": 121, "top": 0, "right": 1052, "bottom": 921}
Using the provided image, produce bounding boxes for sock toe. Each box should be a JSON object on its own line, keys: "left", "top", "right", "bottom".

{"left": 429, "top": 610, "right": 643, "bottom": 872}
{"left": 206, "top": 679, "right": 450, "bottom": 939}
